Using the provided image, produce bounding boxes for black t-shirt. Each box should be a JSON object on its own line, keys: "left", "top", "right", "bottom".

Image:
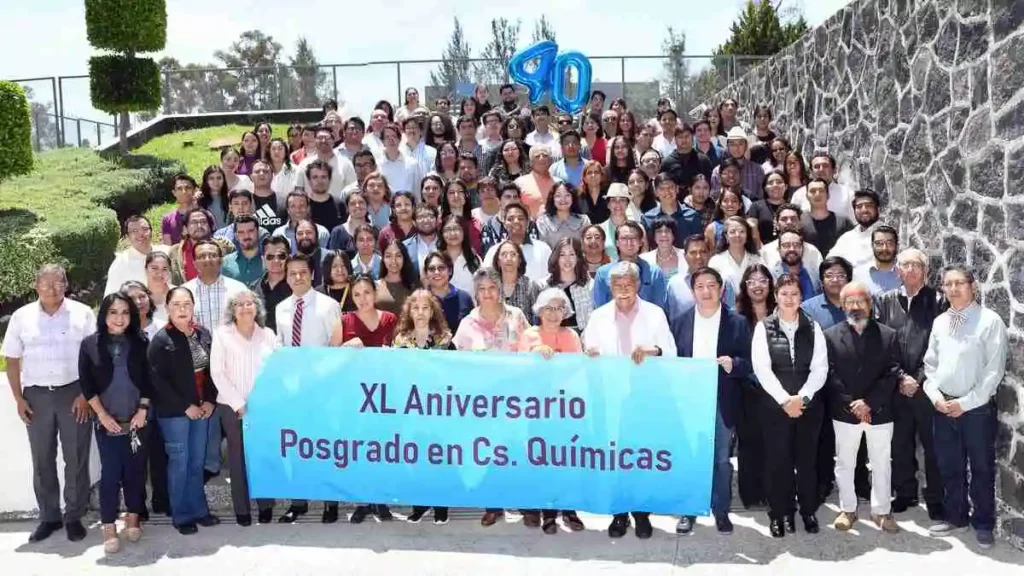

{"left": 252, "top": 194, "right": 285, "bottom": 230}
{"left": 800, "top": 211, "right": 853, "bottom": 256}
{"left": 748, "top": 200, "right": 785, "bottom": 245}
{"left": 309, "top": 195, "right": 342, "bottom": 232}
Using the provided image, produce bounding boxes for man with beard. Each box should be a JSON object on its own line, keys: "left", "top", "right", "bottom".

{"left": 498, "top": 83, "right": 531, "bottom": 120}
{"left": 801, "top": 256, "right": 852, "bottom": 330}
{"left": 481, "top": 202, "right": 553, "bottom": 284}
{"left": 292, "top": 219, "right": 330, "bottom": 286}
{"left": 874, "top": 249, "right": 947, "bottom": 521}
{"left": 790, "top": 153, "right": 854, "bottom": 223}
{"left": 854, "top": 225, "right": 901, "bottom": 295}
{"left": 214, "top": 189, "right": 270, "bottom": 251}
{"left": 403, "top": 204, "right": 440, "bottom": 276}
{"left": 770, "top": 230, "right": 821, "bottom": 302}
{"left": 305, "top": 160, "right": 342, "bottom": 233}
{"left": 666, "top": 234, "right": 735, "bottom": 323}
{"left": 220, "top": 215, "right": 264, "bottom": 285}
{"left": 272, "top": 191, "right": 329, "bottom": 254}
{"left": 761, "top": 205, "right": 823, "bottom": 273}
{"left": 170, "top": 208, "right": 235, "bottom": 285}
{"left": 828, "top": 189, "right": 882, "bottom": 269}
{"left": 824, "top": 282, "right": 902, "bottom": 534}
{"left": 592, "top": 221, "right": 668, "bottom": 311}
{"left": 293, "top": 126, "right": 357, "bottom": 201}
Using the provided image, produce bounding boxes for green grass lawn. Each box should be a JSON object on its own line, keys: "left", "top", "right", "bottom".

{"left": 135, "top": 123, "right": 291, "bottom": 243}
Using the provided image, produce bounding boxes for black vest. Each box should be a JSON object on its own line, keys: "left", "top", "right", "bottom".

{"left": 762, "top": 311, "right": 815, "bottom": 396}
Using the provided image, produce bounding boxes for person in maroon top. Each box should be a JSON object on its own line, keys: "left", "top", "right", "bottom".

{"left": 376, "top": 191, "right": 417, "bottom": 254}
{"left": 329, "top": 274, "right": 398, "bottom": 523}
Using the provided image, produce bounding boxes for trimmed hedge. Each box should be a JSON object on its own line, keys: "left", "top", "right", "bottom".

{"left": 0, "top": 149, "right": 184, "bottom": 305}
{"left": 84, "top": 0, "right": 167, "bottom": 53}
{"left": 89, "top": 55, "right": 162, "bottom": 114}
{"left": 0, "top": 81, "right": 33, "bottom": 180}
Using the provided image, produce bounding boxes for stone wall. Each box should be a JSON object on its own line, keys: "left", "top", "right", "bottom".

{"left": 708, "top": 0, "right": 1023, "bottom": 542}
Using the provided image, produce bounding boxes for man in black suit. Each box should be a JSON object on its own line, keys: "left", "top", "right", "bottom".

{"left": 670, "top": 266, "right": 752, "bottom": 536}
{"left": 824, "top": 281, "right": 903, "bottom": 534}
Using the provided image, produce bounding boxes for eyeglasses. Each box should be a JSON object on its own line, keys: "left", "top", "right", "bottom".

{"left": 745, "top": 277, "right": 769, "bottom": 287}
{"left": 540, "top": 305, "right": 566, "bottom": 314}
{"left": 426, "top": 265, "right": 448, "bottom": 273}
{"left": 823, "top": 272, "right": 848, "bottom": 281}
{"left": 899, "top": 261, "right": 924, "bottom": 270}
{"left": 36, "top": 281, "right": 67, "bottom": 291}
{"left": 873, "top": 239, "right": 897, "bottom": 247}
{"left": 265, "top": 253, "right": 287, "bottom": 261}
{"left": 843, "top": 298, "right": 869, "bottom": 306}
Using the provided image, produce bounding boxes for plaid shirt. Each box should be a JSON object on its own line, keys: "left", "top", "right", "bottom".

{"left": 183, "top": 275, "right": 248, "bottom": 330}
{"left": 502, "top": 276, "right": 541, "bottom": 321}
{"left": 559, "top": 280, "right": 595, "bottom": 332}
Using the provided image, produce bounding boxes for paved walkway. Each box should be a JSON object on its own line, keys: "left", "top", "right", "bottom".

{"left": 1, "top": 505, "right": 1021, "bottom": 575}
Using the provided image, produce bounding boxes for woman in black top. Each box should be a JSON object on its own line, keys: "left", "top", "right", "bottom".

{"left": 147, "top": 287, "right": 219, "bottom": 535}
{"left": 318, "top": 250, "right": 358, "bottom": 312}
{"left": 748, "top": 169, "right": 790, "bottom": 246}
{"left": 79, "top": 293, "right": 153, "bottom": 554}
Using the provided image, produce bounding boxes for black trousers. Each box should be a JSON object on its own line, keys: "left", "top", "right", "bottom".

{"left": 737, "top": 385, "right": 767, "bottom": 507}
{"left": 763, "top": 397, "right": 823, "bottom": 519}
{"left": 143, "top": 418, "right": 170, "bottom": 512}
{"left": 612, "top": 512, "right": 650, "bottom": 523}
{"left": 891, "top": 390, "right": 943, "bottom": 505}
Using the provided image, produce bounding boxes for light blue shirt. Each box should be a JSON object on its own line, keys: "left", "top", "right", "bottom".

{"left": 923, "top": 303, "right": 1008, "bottom": 412}
{"left": 854, "top": 263, "right": 901, "bottom": 295}
{"left": 592, "top": 258, "right": 668, "bottom": 312}
{"left": 271, "top": 221, "right": 330, "bottom": 254}
{"left": 550, "top": 159, "right": 585, "bottom": 188}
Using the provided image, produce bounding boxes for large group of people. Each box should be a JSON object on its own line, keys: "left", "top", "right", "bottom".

{"left": 1, "top": 87, "right": 1010, "bottom": 553}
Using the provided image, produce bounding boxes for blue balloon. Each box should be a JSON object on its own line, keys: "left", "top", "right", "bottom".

{"left": 507, "top": 40, "right": 558, "bottom": 106}
{"left": 550, "top": 51, "right": 593, "bottom": 115}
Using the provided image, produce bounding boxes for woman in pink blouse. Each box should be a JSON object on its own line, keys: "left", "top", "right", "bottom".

{"left": 210, "top": 289, "right": 279, "bottom": 527}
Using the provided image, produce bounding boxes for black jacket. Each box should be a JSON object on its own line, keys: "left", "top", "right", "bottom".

{"left": 823, "top": 319, "right": 902, "bottom": 425}
{"left": 147, "top": 324, "right": 217, "bottom": 418}
{"left": 78, "top": 332, "right": 153, "bottom": 403}
{"left": 661, "top": 149, "right": 713, "bottom": 190}
{"left": 872, "top": 286, "right": 947, "bottom": 384}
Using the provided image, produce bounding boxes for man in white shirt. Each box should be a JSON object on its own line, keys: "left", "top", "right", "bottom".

{"left": 401, "top": 117, "right": 436, "bottom": 185}
{"left": 827, "top": 189, "right": 882, "bottom": 270}
{"left": 761, "top": 204, "right": 823, "bottom": 273}
{"left": 335, "top": 117, "right": 368, "bottom": 161}
{"left": 789, "top": 153, "right": 854, "bottom": 222}
{"left": 2, "top": 264, "right": 96, "bottom": 543}
{"left": 378, "top": 123, "right": 418, "bottom": 195}
{"left": 105, "top": 215, "right": 168, "bottom": 295}
{"left": 362, "top": 108, "right": 389, "bottom": 158}
{"left": 293, "top": 126, "right": 357, "bottom": 202}
{"left": 274, "top": 253, "right": 343, "bottom": 524}
{"left": 525, "top": 105, "right": 561, "bottom": 161}
{"left": 582, "top": 261, "right": 676, "bottom": 540}
{"left": 482, "top": 202, "right": 552, "bottom": 284}
{"left": 651, "top": 108, "right": 678, "bottom": 159}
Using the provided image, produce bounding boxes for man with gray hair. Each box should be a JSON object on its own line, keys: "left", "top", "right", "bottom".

{"left": 873, "top": 248, "right": 947, "bottom": 520}
{"left": 2, "top": 264, "right": 96, "bottom": 543}
{"left": 582, "top": 260, "right": 677, "bottom": 540}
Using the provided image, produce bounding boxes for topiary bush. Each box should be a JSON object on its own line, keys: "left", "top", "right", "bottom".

{"left": 85, "top": 0, "right": 167, "bottom": 53}
{"left": 0, "top": 81, "right": 33, "bottom": 180}
{"left": 89, "top": 55, "right": 162, "bottom": 114}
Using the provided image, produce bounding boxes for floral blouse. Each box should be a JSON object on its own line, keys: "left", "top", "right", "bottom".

{"left": 393, "top": 330, "right": 454, "bottom": 350}
{"left": 452, "top": 306, "right": 530, "bottom": 352}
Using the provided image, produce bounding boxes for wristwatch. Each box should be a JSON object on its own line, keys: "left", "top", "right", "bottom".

{"left": 801, "top": 396, "right": 810, "bottom": 407}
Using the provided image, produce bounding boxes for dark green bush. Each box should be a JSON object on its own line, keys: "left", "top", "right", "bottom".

{"left": 0, "top": 81, "right": 33, "bottom": 180}
{"left": 0, "top": 149, "right": 175, "bottom": 304}
{"left": 89, "top": 55, "right": 162, "bottom": 114}
{"left": 84, "top": 0, "right": 167, "bottom": 53}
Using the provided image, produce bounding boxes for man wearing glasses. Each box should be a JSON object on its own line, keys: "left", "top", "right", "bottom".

{"left": 873, "top": 249, "right": 947, "bottom": 523}
{"left": 827, "top": 189, "right": 883, "bottom": 270}
{"left": 853, "top": 226, "right": 902, "bottom": 295}
{"left": 334, "top": 117, "right": 369, "bottom": 162}
{"left": 252, "top": 236, "right": 293, "bottom": 332}
{"left": 592, "top": 221, "right": 668, "bottom": 311}
{"left": 923, "top": 265, "right": 1008, "bottom": 549}
{"left": 3, "top": 264, "right": 97, "bottom": 543}
{"left": 525, "top": 105, "right": 561, "bottom": 161}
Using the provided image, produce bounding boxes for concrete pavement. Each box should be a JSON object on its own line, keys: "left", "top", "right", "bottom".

{"left": 1, "top": 505, "right": 1021, "bottom": 575}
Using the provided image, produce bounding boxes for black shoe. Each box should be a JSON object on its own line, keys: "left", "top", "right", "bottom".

{"left": 375, "top": 504, "right": 394, "bottom": 521}
{"left": 278, "top": 506, "right": 308, "bottom": 524}
{"left": 322, "top": 505, "right": 338, "bottom": 524}
{"left": 784, "top": 514, "right": 796, "bottom": 534}
{"left": 802, "top": 514, "right": 820, "bottom": 534}
{"left": 140, "top": 508, "right": 150, "bottom": 522}
{"left": 203, "top": 470, "right": 220, "bottom": 484}
{"left": 927, "top": 502, "right": 945, "bottom": 521}
{"left": 236, "top": 514, "right": 252, "bottom": 527}
{"left": 197, "top": 514, "right": 220, "bottom": 527}
{"left": 634, "top": 515, "right": 653, "bottom": 539}
{"left": 151, "top": 502, "right": 171, "bottom": 517}
{"left": 258, "top": 509, "right": 273, "bottom": 524}
{"left": 28, "top": 521, "right": 62, "bottom": 543}
{"left": 607, "top": 516, "right": 630, "bottom": 538}
{"left": 542, "top": 517, "right": 558, "bottom": 535}
{"left": 769, "top": 518, "right": 785, "bottom": 538}
{"left": 433, "top": 508, "right": 449, "bottom": 525}
{"left": 675, "top": 516, "right": 695, "bottom": 535}
{"left": 818, "top": 484, "right": 834, "bottom": 502}
{"left": 176, "top": 523, "right": 198, "bottom": 535}
{"left": 350, "top": 506, "right": 371, "bottom": 524}
{"left": 407, "top": 507, "right": 427, "bottom": 524}
{"left": 65, "top": 520, "right": 86, "bottom": 542}
{"left": 891, "top": 496, "right": 919, "bottom": 514}
{"left": 715, "top": 515, "right": 733, "bottom": 534}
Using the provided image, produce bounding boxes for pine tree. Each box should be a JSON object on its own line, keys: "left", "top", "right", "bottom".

{"left": 532, "top": 15, "right": 556, "bottom": 43}
{"left": 660, "top": 27, "right": 690, "bottom": 113}
{"left": 430, "top": 17, "right": 473, "bottom": 99}
{"left": 474, "top": 18, "right": 520, "bottom": 87}
{"left": 288, "top": 37, "right": 327, "bottom": 108}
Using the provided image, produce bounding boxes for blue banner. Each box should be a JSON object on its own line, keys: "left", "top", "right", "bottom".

{"left": 243, "top": 347, "right": 718, "bottom": 515}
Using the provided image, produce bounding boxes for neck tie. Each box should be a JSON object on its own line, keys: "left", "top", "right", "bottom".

{"left": 948, "top": 308, "right": 967, "bottom": 336}
{"left": 291, "top": 297, "right": 304, "bottom": 347}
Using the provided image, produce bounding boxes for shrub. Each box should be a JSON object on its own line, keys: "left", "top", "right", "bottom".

{"left": 0, "top": 81, "right": 33, "bottom": 180}
{"left": 0, "top": 149, "right": 176, "bottom": 304}
{"left": 84, "top": 0, "right": 167, "bottom": 53}
{"left": 89, "top": 55, "right": 162, "bottom": 114}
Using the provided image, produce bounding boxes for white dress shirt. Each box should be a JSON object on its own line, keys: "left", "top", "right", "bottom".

{"left": 1, "top": 299, "right": 96, "bottom": 388}
{"left": 271, "top": 166, "right": 297, "bottom": 205}
{"left": 790, "top": 182, "right": 854, "bottom": 222}
{"left": 751, "top": 316, "right": 829, "bottom": 405}
{"left": 827, "top": 222, "right": 880, "bottom": 270}
{"left": 582, "top": 299, "right": 678, "bottom": 357}
{"left": 483, "top": 240, "right": 553, "bottom": 285}
{"left": 104, "top": 244, "right": 169, "bottom": 295}
{"left": 692, "top": 306, "right": 721, "bottom": 359}
{"left": 652, "top": 135, "right": 675, "bottom": 160}
{"left": 183, "top": 275, "right": 248, "bottom": 330}
{"left": 525, "top": 130, "right": 562, "bottom": 160}
{"left": 293, "top": 152, "right": 357, "bottom": 203}
{"left": 923, "top": 303, "right": 1009, "bottom": 412}
{"left": 275, "top": 290, "right": 341, "bottom": 347}
{"left": 760, "top": 238, "right": 823, "bottom": 273}
{"left": 402, "top": 141, "right": 437, "bottom": 186}
{"left": 709, "top": 250, "right": 762, "bottom": 295}
{"left": 378, "top": 152, "right": 419, "bottom": 197}
{"left": 211, "top": 323, "right": 279, "bottom": 412}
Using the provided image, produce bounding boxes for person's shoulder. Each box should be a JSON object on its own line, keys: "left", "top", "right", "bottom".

{"left": 381, "top": 310, "right": 398, "bottom": 323}
{"left": 224, "top": 276, "right": 248, "bottom": 291}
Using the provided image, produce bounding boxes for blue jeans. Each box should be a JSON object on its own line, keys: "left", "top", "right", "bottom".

{"left": 933, "top": 401, "right": 996, "bottom": 531}
{"left": 159, "top": 416, "right": 210, "bottom": 527}
{"left": 710, "top": 411, "right": 734, "bottom": 518}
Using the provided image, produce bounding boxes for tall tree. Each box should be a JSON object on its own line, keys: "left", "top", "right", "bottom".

{"left": 532, "top": 15, "right": 556, "bottom": 43}
{"left": 22, "top": 87, "right": 58, "bottom": 150}
{"left": 287, "top": 37, "right": 327, "bottom": 108}
{"left": 214, "top": 30, "right": 285, "bottom": 110}
{"left": 430, "top": 17, "right": 473, "bottom": 99}
{"left": 660, "top": 27, "right": 690, "bottom": 114}
{"left": 474, "top": 18, "right": 520, "bottom": 87}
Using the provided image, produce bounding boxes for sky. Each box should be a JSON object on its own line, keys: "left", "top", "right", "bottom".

{"left": 0, "top": 0, "right": 851, "bottom": 139}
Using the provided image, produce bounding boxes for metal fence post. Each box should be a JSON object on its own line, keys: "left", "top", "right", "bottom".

{"left": 56, "top": 77, "right": 65, "bottom": 147}
{"left": 75, "top": 118, "right": 82, "bottom": 147}
{"left": 277, "top": 65, "right": 284, "bottom": 109}
{"left": 396, "top": 63, "right": 402, "bottom": 103}
{"left": 95, "top": 123, "right": 101, "bottom": 148}
{"left": 332, "top": 66, "right": 338, "bottom": 104}
{"left": 162, "top": 69, "right": 171, "bottom": 114}
{"left": 620, "top": 58, "right": 626, "bottom": 102}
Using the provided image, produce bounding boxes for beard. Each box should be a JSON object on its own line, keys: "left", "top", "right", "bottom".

{"left": 846, "top": 310, "right": 868, "bottom": 330}
{"left": 782, "top": 252, "right": 802, "bottom": 266}
{"left": 297, "top": 240, "right": 317, "bottom": 255}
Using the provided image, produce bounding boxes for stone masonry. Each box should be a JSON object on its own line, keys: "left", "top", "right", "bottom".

{"left": 706, "top": 0, "right": 1023, "bottom": 544}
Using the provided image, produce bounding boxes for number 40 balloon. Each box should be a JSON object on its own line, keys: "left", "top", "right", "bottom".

{"left": 507, "top": 41, "right": 593, "bottom": 115}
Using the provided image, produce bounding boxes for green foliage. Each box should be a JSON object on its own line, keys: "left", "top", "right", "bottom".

{"left": 0, "top": 82, "right": 33, "bottom": 180}
{"left": 89, "top": 55, "right": 162, "bottom": 114}
{"left": 717, "top": 0, "right": 809, "bottom": 57}
{"left": 84, "top": 0, "right": 167, "bottom": 53}
{"left": 0, "top": 149, "right": 177, "bottom": 304}
{"left": 431, "top": 17, "right": 473, "bottom": 99}
{"left": 474, "top": 18, "right": 521, "bottom": 86}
